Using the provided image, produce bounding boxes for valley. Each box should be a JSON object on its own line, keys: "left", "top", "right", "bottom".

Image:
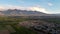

{"left": 0, "top": 16, "right": 60, "bottom": 34}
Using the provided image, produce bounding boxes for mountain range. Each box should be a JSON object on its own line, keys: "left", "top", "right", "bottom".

{"left": 0, "top": 9, "right": 47, "bottom": 16}
{"left": 0, "top": 9, "right": 60, "bottom": 17}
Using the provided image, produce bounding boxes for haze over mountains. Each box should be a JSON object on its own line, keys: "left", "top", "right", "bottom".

{"left": 0, "top": 9, "right": 46, "bottom": 16}
{"left": 0, "top": 9, "right": 59, "bottom": 17}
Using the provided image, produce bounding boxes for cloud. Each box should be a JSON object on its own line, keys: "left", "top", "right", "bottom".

{"left": 48, "top": 3, "right": 53, "bottom": 6}
{"left": 0, "top": 5, "right": 50, "bottom": 14}
{"left": 26, "top": 6, "right": 50, "bottom": 13}
{"left": 0, "top": 6, "right": 5, "bottom": 10}
{"left": 0, "top": 5, "right": 25, "bottom": 10}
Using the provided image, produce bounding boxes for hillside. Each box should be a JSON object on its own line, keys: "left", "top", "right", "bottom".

{"left": 0, "top": 9, "right": 47, "bottom": 16}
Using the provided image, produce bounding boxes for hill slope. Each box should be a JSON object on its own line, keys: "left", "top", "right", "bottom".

{"left": 0, "top": 9, "right": 47, "bottom": 16}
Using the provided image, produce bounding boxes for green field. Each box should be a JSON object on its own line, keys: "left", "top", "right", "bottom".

{"left": 41, "top": 18, "right": 60, "bottom": 24}
{"left": 0, "top": 16, "right": 37, "bottom": 34}
{"left": 0, "top": 16, "right": 60, "bottom": 34}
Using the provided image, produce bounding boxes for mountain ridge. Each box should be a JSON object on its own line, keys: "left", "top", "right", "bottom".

{"left": 0, "top": 9, "right": 60, "bottom": 17}
{"left": 0, "top": 9, "right": 47, "bottom": 16}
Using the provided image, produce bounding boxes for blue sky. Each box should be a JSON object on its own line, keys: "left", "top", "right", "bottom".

{"left": 0, "top": 0, "right": 60, "bottom": 14}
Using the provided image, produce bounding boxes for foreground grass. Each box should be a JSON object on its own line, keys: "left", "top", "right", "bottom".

{"left": 0, "top": 17, "right": 37, "bottom": 34}
{"left": 11, "top": 25, "right": 37, "bottom": 34}
{"left": 0, "top": 16, "right": 60, "bottom": 34}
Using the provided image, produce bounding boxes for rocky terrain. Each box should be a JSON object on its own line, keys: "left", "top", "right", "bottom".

{"left": 19, "top": 20, "right": 60, "bottom": 34}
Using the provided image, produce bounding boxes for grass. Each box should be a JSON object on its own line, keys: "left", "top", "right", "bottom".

{"left": 0, "top": 16, "right": 60, "bottom": 34}
{"left": 0, "top": 17, "right": 37, "bottom": 34}
{"left": 0, "top": 25, "right": 7, "bottom": 30}
{"left": 11, "top": 25, "right": 37, "bottom": 34}
{"left": 41, "top": 18, "right": 60, "bottom": 24}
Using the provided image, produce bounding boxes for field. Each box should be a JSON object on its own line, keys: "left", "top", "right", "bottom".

{"left": 41, "top": 18, "right": 60, "bottom": 24}
{"left": 0, "top": 16, "right": 37, "bottom": 34}
{"left": 0, "top": 16, "right": 60, "bottom": 34}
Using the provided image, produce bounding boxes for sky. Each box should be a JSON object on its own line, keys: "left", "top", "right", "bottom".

{"left": 0, "top": 0, "right": 60, "bottom": 14}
